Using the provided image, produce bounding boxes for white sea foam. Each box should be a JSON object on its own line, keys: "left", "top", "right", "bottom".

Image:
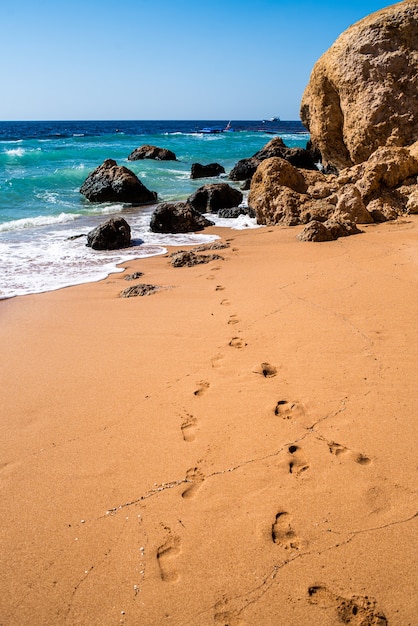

{"left": 0, "top": 212, "right": 80, "bottom": 232}
{"left": 5, "top": 147, "right": 25, "bottom": 157}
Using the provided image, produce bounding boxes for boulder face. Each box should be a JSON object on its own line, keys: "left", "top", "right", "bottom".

{"left": 301, "top": 2, "right": 418, "bottom": 171}
{"left": 80, "top": 159, "right": 157, "bottom": 204}
{"left": 248, "top": 141, "right": 418, "bottom": 238}
{"left": 229, "top": 136, "right": 318, "bottom": 182}
{"left": 191, "top": 163, "right": 225, "bottom": 179}
{"left": 149, "top": 202, "right": 214, "bottom": 234}
{"left": 188, "top": 183, "right": 243, "bottom": 213}
{"left": 86, "top": 217, "right": 131, "bottom": 250}
{"left": 127, "top": 145, "right": 177, "bottom": 161}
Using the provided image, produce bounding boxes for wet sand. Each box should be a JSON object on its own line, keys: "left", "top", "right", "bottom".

{"left": 0, "top": 219, "right": 417, "bottom": 625}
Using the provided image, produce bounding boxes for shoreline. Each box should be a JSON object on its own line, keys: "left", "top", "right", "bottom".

{"left": 1, "top": 220, "right": 417, "bottom": 625}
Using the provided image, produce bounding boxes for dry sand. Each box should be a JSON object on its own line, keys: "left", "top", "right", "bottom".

{"left": 0, "top": 218, "right": 417, "bottom": 625}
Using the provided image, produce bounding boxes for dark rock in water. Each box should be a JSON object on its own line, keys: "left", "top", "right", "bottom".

{"left": 229, "top": 136, "right": 317, "bottom": 181}
{"left": 188, "top": 183, "right": 243, "bottom": 214}
{"left": 191, "top": 163, "right": 225, "bottom": 179}
{"left": 127, "top": 145, "right": 177, "bottom": 161}
{"left": 120, "top": 283, "right": 162, "bottom": 297}
{"left": 229, "top": 157, "right": 259, "bottom": 182}
{"left": 217, "top": 207, "right": 255, "bottom": 219}
{"left": 150, "top": 201, "right": 214, "bottom": 233}
{"left": 86, "top": 217, "right": 131, "bottom": 250}
{"left": 80, "top": 159, "right": 158, "bottom": 204}
{"left": 169, "top": 250, "right": 224, "bottom": 268}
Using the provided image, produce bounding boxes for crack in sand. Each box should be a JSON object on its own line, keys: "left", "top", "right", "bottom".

{"left": 182, "top": 511, "right": 418, "bottom": 625}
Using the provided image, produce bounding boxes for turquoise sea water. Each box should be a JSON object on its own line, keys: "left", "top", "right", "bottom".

{"left": 0, "top": 120, "right": 309, "bottom": 298}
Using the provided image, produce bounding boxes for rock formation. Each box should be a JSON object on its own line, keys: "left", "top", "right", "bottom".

{"left": 80, "top": 159, "right": 157, "bottom": 204}
{"left": 248, "top": 141, "right": 418, "bottom": 240}
{"left": 86, "top": 217, "right": 131, "bottom": 250}
{"left": 149, "top": 202, "right": 214, "bottom": 234}
{"left": 300, "top": 1, "right": 418, "bottom": 171}
{"left": 127, "top": 145, "right": 177, "bottom": 161}
{"left": 191, "top": 163, "right": 225, "bottom": 179}
{"left": 188, "top": 183, "right": 243, "bottom": 214}
{"left": 229, "top": 136, "right": 317, "bottom": 182}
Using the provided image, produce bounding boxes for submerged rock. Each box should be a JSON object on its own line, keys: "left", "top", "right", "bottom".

{"left": 86, "top": 217, "right": 131, "bottom": 250}
{"left": 300, "top": 2, "right": 418, "bottom": 170}
{"left": 191, "top": 163, "right": 225, "bottom": 179}
{"left": 80, "top": 159, "right": 157, "bottom": 204}
{"left": 127, "top": 145, "right": 177, "bottom": 161}
{"left": 150, "top": 201, "right": 214, "bottom": 233}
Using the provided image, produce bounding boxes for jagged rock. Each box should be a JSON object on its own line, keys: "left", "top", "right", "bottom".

{"left": 249, "top": 144, "right": 418, "bottom": 230}
{"left": 169, "top": 250, "right": 223, "bottom": 268}
{"left": 127, "top": 145, "right": 177, "bottom": 161}
{"left": 406, "top": 189, "right": 418, "bottom": 214}
{"left": 80, "top": 159, "right": 157, "bottom": 204}
{"left": 229, "top": 136, "right": 317, "bottom": 181}
{"left": 300, "top": 2, "right": 418, "bottom": 171}
{"left": 188, "top": 183, "right": 243, "bottom": 214}
{"left": 193, "top": 241, "right": 229, "bottom": 251}
{"left": 334, "top": 184, "right": 373, "bottom": 224}
{"left": 86, "top": 217, "right": 131, "bottom": 250}
{"left": 297, "top": 219, "right": 362, "bottom": 242}
{"left": 191, "top": 163, "right": 225, "bottom": 179}
{"left": 217, "top": 207, "right": 255, "bottom": 219}
{"left": 120, "top": 283, "right": 162, "bottom": 297}
{"left": 150, "top": 201, "right": 214, "bottom": 233}
{"left": 124, "top": 271, "right": 144, "bottom": 281}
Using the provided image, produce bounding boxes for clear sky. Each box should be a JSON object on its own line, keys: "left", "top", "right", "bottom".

{"left": 1, "top": 0, "right": 392, "bottom": 121}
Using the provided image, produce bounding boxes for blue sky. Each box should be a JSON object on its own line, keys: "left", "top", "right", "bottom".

{"left": 1, "top": 0, "right": 391, "bottom": 120}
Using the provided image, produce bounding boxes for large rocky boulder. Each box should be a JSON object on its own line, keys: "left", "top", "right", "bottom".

{"left": 80, "top": 159, "right": 157, "bottom": 204}
{"left": 127, "top": 145, "right": 177, "bottom": 161}
{"left": 188, "top": 183, "right": 243, "bottom": 213}
{"left": 300, "top": 2, "right": 418, "bottom": 171}
{"left": 229, "top": 136, "right": 317, "bottom": 181}
{"left": 86, "top": 217, "right": 131, "bottom": 250}
{"left": 191, "top": 163, "right": 225, "bottom": 179}
{"left": 150, "top": 202, "right": 214, "bottom": 233}
{"left": 248, "top": 141, "right": 418, "bottom": 237}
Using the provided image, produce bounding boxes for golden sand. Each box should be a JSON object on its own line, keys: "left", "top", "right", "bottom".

{"left": 0, "top": 219, "right": 417, "bottom": 625}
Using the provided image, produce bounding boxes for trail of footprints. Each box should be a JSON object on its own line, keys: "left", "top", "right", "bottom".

{"left": 158, "top": 262, "right": 373, "bottom": 603}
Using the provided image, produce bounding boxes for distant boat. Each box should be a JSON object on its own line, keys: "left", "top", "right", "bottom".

{"left": 269, "top": 117, "right": 280, "bottom": 122}
{"left": 197, "top": 121, "right": 235, "bottom": 134}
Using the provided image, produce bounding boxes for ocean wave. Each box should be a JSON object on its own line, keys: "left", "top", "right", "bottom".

{"left": 5, "top": 147, "right": 25, "bottom": 157}
{"left": 0, "top": 212, "right": 80, "bottom": 232}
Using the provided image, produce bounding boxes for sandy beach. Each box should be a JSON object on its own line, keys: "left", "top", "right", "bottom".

{"left": 1, "top": 218, "right": 417, "bottom": 625}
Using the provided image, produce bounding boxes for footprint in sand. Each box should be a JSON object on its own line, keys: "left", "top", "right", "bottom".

{"left": 220, "top": 298, "right": 231, "bottom": 306}
{"left": 308, "top": 584, "right": 387, "bottom": 625}
{"left": 255, "top": 362, "right": 277, "bottom": 378}
{"left": 229, "top": 337, "right": 247, "bottom": 349}
{"left": 215, "top": 285, "right": 225, "bottom": 291}
{"left": 274, "top": 400, "right": 305, "bottom": 420}
{"left": 228, "top": 315, "right": 240, "bottom": 326}
{"left": 181, "top": 414, "right": 197, "bottom": 442}
{"left": 271, "top": 511, "right": 302, "bottom": 550}
{"left": 157, "top": 536, "right": 181, "bottom": 583}
{"left": 194, "top": 380, "right": 210, "bottom": 397}
{"left": 214, "top": 598, "right": 243, "bottom": 625}
{"left": 287, "top": 445, "right": 310, "bottom": 476}
{"left": 182, "top": 467, "right": 205, "bottom": 499}
{"left": 328, "top": 441, "right": 372, "bottom": 466}
{"left": 211, "top": 353, "right": 224, "bottom": 369}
